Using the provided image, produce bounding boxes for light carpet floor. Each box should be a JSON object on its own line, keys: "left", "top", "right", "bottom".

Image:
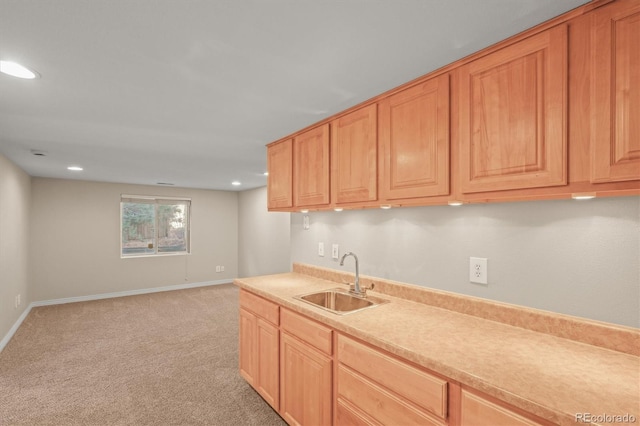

{"left": 0, "top": 284, "right": 286, "bottom": 426}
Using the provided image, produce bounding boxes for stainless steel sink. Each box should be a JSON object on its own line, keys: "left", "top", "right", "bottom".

{"left": 294, "top": 288, "right": 388, "bottom": 315}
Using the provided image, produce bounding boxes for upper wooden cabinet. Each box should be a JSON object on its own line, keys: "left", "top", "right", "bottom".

{"left": 458, "top": 25, "right": 568, "bottom": 194}
{"left": 591, "top": 0, "right": 640, "bottom": 183}
{"left": 267, "top": 139, "right": 293, "bottom": 210}
{"left": 379, "top": 74, "right": 450, "bottom": 201}
{"left": 331, "top": 104, "right": 378, "bottom": 205}
{"left": 294, "top": 124, "right": 330, "bottom": 207}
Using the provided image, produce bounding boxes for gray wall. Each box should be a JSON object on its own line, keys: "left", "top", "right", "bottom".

{"left": 291, "top": 196, "right": 640, "bottom": 327}
{"left": 0, "top": 154, "right": 31, "bottom": 342}
{"left": 30, "top": 178, "right": 239, "bottom": 301}
{"left": 238, "top": 186, "right": 291, "bottom": 277}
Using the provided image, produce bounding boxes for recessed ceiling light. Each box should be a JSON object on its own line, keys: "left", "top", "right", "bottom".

{"left": 0, "top": 60, "right": 39, "bottom": 79}
{"left": 67, "top": 166, "right": 83, "bottom": 171}
{"left": 30, "top": 149, "right": 47, "bottom": 157}
{"left": 157, "top": 182, "right": 174, "bottom": 186}
{"left": 232, "top": 181, "right": 242, "bottom": 186}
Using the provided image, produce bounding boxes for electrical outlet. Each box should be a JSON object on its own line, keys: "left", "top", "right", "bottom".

{"left": 221, "top": 266, "right": 225, "bottom": 272}
{"left": 303, "top": 215, "right": 310, "bottom": 230}
{"left": 332, "top": 244, "right": 339, "bottom": 260}
{"left": 469, "top": 257, "right": 488, "bottom": 284}
{"left": 17, "top": 294, "right": 20, "bottom": 307}
{"left": 216, "top": 265, "right": 221, "bottom": 273}
{"left": 318, "top": 242, "right": 324, "bottom": 257}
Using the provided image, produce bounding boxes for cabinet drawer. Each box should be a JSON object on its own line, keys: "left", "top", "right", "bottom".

{"left": 281, "top": 308, "right": 332, "bottom": 355}
{"left": 239, "top": 290, "right": 279, "bottom": 325}
{"left": 337, "top": 334, "right": 447, "bottom": 419}
{"left": 337, "top": 365, "right": 444, "bottom": 426}
{"left": 460, "top": 390, "right": 545, "bottom": 426}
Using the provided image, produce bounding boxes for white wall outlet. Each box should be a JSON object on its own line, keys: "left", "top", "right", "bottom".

{"left": 221, "top": 265, "right": 225, "bottom": 272}
{"left": 17, "top": 294, "right": 20, "bottom": 307}
{"left": 332, "top": 244, "right": 339, "bottom": 260}
{"left": 318, "top": 242, "right": 324, "bottom": 257}
{"left": 216, "top": 265, "right": 221, "bottom": 273}
{"left": 303, "top": 215, "right": 310, "bottom": 230}
{"left": 470, "top": 257, "right": 488, "bottom": 284}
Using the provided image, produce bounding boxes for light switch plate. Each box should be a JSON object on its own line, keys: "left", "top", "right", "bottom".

{"left": 332, "top": 244, "right": 339, "bottom": 260}
{"left": 318, "top": 242, "right": 324, "bottom": 257}
{"left": 303, "top": 215, "right": 310, "bottom": 230}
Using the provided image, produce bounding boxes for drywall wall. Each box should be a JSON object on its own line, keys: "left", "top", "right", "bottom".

{"left": 238, "top": 186, "right": 291, "bottom": 277}
{"left": 30, "top": 178, "right": 238, "bottom": 301}
{"left": 291, "top": 196, "right": 640, "bottom": 328}
{"left": 0, "top": 154, "right": 31, "bottom": 342}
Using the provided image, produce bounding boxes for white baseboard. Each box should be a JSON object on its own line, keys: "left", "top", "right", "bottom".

{"left": 0, "top": 279, "right": 234, "bottom": 353}
{"left": 0, "top": 304, "right": 33, "bottom": 353}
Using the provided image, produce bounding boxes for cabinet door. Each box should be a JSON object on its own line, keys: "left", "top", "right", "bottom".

{"left": 267, "top": 139, "right": 293, "bottom": 209}
{"left": 331, "top": 104, "right": 378, "bottom": 204}
{"left": 294, "top": 124, "right": 330, "bottom": 207}
{"left": 458, "top": 25, "right": 567, "bottom": 193}
{"left": 239, "top": 308, "right": 256, "bottom": 385}
{"left": 256, "top": 318, "right": 279, "bottom": 410}
{"left": 591, "top": 0, "right": 640, "bottom": 183}
{"left": 379, "top": 74, "right": 450, "bottom": 201}
{"left": 280, "top": 332, "right": 332, "bottom": 426}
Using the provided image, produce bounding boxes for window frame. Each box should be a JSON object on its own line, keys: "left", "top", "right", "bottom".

{"left": 120, "top": 194, "right": 191, "bottom": 258}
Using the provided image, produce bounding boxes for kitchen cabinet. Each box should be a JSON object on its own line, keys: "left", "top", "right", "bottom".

{"left": 336, "top": 334, "right": 448, "bottom": 426}
{"left": 591, "top": 0, "right": 640, "bottom": 183}
{"left": 331, "top": 104, "right": 378, "bottom": 205}
{"left": 379, "top": 74, "right": 450, "bottom": 202}
{"left": 459, "top": 389, "right": 546, "bottom": 426}
{"left": 267, "top": 139, "right": 293, "bottom": 210}
{"left": 458, "top": 25, "right": 568, "bottom": 194}
{"left": 239, "top": 290, "right": 280, "bottom": 410}
{"left": 280, "top": 309, "right": 332, "bottom": 426}
{"left": 293, "top": 124, "right": 330, "bottom": 207}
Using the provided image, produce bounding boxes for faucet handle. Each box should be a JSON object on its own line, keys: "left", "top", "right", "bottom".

{"left": 361, "top": 283, "right": 375, "bottom": 295}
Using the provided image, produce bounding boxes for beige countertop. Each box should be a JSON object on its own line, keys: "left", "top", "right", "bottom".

{"left": 235, "top": 268, "right": 640, "bottom": 426}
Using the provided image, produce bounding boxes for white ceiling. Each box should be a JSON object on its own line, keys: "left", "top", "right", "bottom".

{"left": 0, "top": 0, "right": 590, "bottom": 191}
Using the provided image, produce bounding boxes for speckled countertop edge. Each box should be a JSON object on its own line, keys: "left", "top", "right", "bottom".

{"left": 234, "top": 268, "right": 640, "bottom": 426}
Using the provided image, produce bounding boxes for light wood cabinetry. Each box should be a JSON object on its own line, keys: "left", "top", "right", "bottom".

{"left": 331, "top": 104, "right": 378, "bottom": 205}
{"left": 267, "top": 139, "right": 293, "bottom": 210}
{"left": 458, "top": 25, "right": 568, "bottom": 194}
{"left": 280, "top": 309, "right": 333, "bottom": 426}
{"left": 591, "top": 0, "right": 640, "bottom": 183}
{"left": 294, "top": 124, "right": 330, "bottom": 207}
{"left": 336, "top": 334, "right": 447, "bottom": 426}
{"left": 239, "top": 290, "right": 280, "bottom": 410}
{"left": 379, "top": 74, "right": 450, "bottom": 201}
{"left": 459, "top": 389, "right": 546, "bottom": 426}
{"left": 238, "top": 288, "right": 562, "bottom": 426}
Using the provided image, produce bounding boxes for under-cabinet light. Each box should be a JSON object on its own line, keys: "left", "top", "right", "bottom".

{"left": 448, "top": 201, "right": 463, "bottom": 206}
{"left": 571, "top": 193, "right": 596, "bottom": 200}
{"left": 380, "top": 205, "right": 392, "bottom": 209}
{"left": 300, "top": 209, "right": 309, "bottom": 213}
{"left": 334, "top": 208, "right": 343, "bottom": 212}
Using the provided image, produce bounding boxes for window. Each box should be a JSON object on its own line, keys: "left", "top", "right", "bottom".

{"left": 121, "top": 196, "right": 190, "bottom": 257}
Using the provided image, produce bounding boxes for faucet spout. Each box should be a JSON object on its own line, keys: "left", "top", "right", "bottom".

{"left": 339, "top": 252, "right": 361, "bottom": 295}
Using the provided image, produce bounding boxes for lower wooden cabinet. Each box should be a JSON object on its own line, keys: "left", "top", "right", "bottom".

{"left": 239, "top": 291, "right": 280, "bottom": 410}
{"left": 336, "top": 334, "right": 447, "bottom": 426}
{"left": 238, "top": 289, "right": 556, "bottom": 426}
{"left": 280, "top": 331, "right": 333, "bottom": 426}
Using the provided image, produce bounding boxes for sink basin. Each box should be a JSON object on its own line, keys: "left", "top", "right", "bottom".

{"left": 294, "top": 288, "right": 388, "bottom": 315}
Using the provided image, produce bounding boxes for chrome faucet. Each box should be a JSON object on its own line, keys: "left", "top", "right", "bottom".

{"left": 340, "top": 252, "right": 362, "bottom": 296}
